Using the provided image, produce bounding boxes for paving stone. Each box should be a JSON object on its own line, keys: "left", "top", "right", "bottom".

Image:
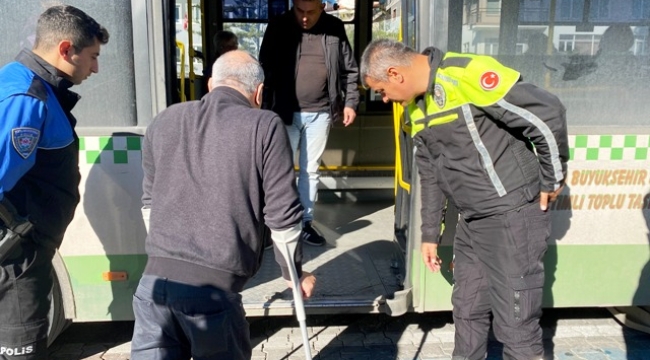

{"left": 279, "top": 346, "right": 316, "bottom": 360}
{"left": 264, "top": 348, "right": 293, "bottom": 358}
{"left": 417, "top": 343, "right": 453, "bottom": 358}
{"left": 251, "top": 349, "right": 267, "bottom": 358}
{"left": 313, "top": 338, "right": 343, "bottom": 351}
{"left": 104, "top": 342, "right": 131, "bottom": 355}
{"left": 262, "top": 339, "right": 294, "bottom": 350}
{"left": 251, "top": 338, "right": 268, "bottom": 350}
{"left": 49, "top": 343, "right": 85, "bottom": 358}
{"left": 363, "top": 332, "right": 393, "bottom": 346}
{"left": 397, "top": 332, "right": 427, "bottom": 345}
{"left": 430, "top": 331, "right": 455, "bottom": 344}
{"left": 101, "top": 354, "right": 130, "bottom": 360}
{"left": 313, "top": 332, "right": 339, "bottom": 343}
{"left": 336, "top": 331, "right": 366, "bottom": 345}
{"left": 317, "top": 346, "right": 343, "bottom": 359}
{"left": 439, "top": 341, "right": 455, "bottom": 352}
{"left": 46, "top": 311, "right": 650, "bottom": 360}
{"left": 80, "top": 354, "right": 105, "bottom": 360}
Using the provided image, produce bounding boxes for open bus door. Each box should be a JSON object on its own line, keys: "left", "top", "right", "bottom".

{"left": 169, "top": 0, "right": 294, "bottom": 103}
{"left": 161, "top": 0, "right": 413, "bottom": 316}
{"left": 167, "top": 0, "right": 210, "bottom": 102}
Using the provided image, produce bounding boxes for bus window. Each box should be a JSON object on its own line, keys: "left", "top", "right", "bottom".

{"left": 0, "top": 1, "right": 137, "bottom": 127}
{"left": 365, "top": 1, "right": 400, "bottom": 104}
{"left": 220, "top": 0, "right": 289, "bottom": 58}
{"left": 404, "top": 0, "right": 416, "bottom": 48}
{"left": 223, "top": 23, "right": 267, "bottom": 56}
{"left": 371, "top": 1, "right": 400, "bottom": 42}
{"left": 323, "top": 1, "right": 356, "bottom": 51}
{"left": 461, "top": 0, "right": 650, "bottom": 126}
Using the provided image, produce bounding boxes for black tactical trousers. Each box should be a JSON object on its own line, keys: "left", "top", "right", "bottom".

{"left": 451, "top": 202, "right": 550, "bottom": 360}
{"left": 0, "top": 241, "right": 55, "bottom": 360}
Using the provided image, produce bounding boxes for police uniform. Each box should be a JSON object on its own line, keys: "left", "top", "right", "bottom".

{"left": 409, "top": 48, "right": 569, "bottom": 360}
{"left": 0, "top": 49, "right": 81, "bottom": 360}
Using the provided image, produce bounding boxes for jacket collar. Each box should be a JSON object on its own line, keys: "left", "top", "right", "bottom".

{"left": 206, "top": 86, "right": 253, "bottom": 108}
{"left": 16, "top": 49, "right": 75, "bottom": 91}
{"left": 15, "top": 49, "right": 80, "bottom": 111}
{"left": 422, "top": 47, "right": 445, "bottom": 93}
{"left": 411, "top": 47, "right": 444, "bottom": 112}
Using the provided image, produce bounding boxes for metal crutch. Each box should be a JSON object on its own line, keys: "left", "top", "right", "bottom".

{"left": 272, "top": 226, "right": 312, "bottom": 360}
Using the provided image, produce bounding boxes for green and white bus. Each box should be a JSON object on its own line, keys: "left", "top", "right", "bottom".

{"left": 1, "top": 0, "right": 648, "bottom": 343}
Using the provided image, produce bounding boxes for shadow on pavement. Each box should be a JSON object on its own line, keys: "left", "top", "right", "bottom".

{"left": 248, "top": 312, "right": 455, "bottom": 360}
{"left": 48, "top": 321, "right": 134, "bottom": 359}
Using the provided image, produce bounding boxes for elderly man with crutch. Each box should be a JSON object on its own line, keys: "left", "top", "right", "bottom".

{"left": 132, "top": 50, "right": 316, "bottom": 360}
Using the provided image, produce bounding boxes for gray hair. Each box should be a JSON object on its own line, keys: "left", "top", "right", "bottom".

{"left": 360, "top": 39, "right": 417, "bottom": 87}
{"left": 34, "top": 5, "right": 109, "bottom": 52}
{"left": 211, "top": 51, "right": 264, "bottom": 95}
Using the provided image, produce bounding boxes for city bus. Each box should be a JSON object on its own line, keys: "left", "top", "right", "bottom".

{"left": 0, "top": 0, "right": 648, "bottom": 344}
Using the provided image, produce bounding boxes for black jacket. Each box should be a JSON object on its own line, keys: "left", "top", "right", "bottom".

{"left": 259, "top": 10, "right": 359, "bottom": 124}
{"left": 142, "top": 87, "right": 303, "bottom": 292}
{"left": 411, "top": 48, "right": 569, "bottom": 243}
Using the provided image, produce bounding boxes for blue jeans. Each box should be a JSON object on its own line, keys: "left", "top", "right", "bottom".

{"left": 130, "top": 275, "right": 250, "bottom": 360}
{"left": 286, "top": 112, "right": 331, "bottom": 223}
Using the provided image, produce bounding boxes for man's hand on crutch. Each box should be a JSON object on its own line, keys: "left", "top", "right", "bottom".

{"left": 286, "top": 271, "right": 316, "bottom": 298}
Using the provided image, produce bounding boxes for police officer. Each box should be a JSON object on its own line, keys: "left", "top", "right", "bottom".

{"left": 0, "top": 6, "right": 108, "bottom": 359}
{"left": 360, "top": 39, "right": 568, "bottom": 360}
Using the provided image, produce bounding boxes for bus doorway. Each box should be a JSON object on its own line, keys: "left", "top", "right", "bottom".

{"left": 167, "top": 0, "right": 412, "bottom": 316}
{"left": 171, "top": 0, "right": 290, "bottom": 102}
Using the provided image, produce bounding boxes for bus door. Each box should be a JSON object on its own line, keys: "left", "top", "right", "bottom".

{"left": 168, "top": 0, "right": 289, "bottom": 103}
{"left": 167, "top": 0, "right": 411, "bottom": 317}
{"left": 170, "top": 0, "right": 210, "bottom": 102}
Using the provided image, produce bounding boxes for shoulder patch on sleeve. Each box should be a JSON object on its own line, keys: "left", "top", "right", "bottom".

{"left": 12, "top": 127, "right": 40, "bottom": 159}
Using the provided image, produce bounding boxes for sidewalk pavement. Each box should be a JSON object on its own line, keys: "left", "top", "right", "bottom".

{"left": 47, "top": 310, "right": 650, "bottom": 360}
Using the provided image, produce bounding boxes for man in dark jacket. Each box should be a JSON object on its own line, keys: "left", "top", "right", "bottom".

{"left": 0, "top": 6, "right": 108, "bottom": 359}
{"left": 361, "top": 39, "right": 568, "bottom": 360}
{"left": 131, "top": 50, "right": 316, "bottom": 360}
{"left": 259, "top": 0, "right": 359, "bottom": 246}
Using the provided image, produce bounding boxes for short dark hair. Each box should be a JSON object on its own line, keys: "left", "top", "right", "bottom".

{"left": 34, "top": 5, "right": 109, "bottom": 52}
{"left": 213, "top": 30, "right": 238, "bottom": 56}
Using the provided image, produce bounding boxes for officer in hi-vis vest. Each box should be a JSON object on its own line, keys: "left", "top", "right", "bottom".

{"left": 360, "top": 39, "right": 568, "bottom": 360}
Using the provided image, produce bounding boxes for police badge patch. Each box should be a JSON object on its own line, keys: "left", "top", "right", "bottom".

{"left": 12, "top": 128, "right": 40, "bottom": 159}
{"left": 433, "top": 84, "right": 446, "bottom": 109}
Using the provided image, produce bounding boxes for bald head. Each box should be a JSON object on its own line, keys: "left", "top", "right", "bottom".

{"left": 210, "top": 50, "right": 264, "bottom": 96}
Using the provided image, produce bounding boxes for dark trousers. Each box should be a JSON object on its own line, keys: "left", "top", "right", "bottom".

{"left": 451, "top": 202, "right": 549, "bottom": 360}
{"left": 131, "top": 274, "right": 251, "bottom": 360}
{"left": 0, "top": 241, "right": 55, "bottom": 360}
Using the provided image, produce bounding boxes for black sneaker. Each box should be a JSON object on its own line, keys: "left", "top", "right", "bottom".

{"left": 302, "top": 221, "right": 326, "bottom": 246}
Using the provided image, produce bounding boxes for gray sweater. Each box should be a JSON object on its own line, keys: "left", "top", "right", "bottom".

{"left": 141, "top": 87, "right": 303, "bottom": 292}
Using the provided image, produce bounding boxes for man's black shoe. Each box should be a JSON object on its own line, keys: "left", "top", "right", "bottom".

{"left": 302, "top": 221, "right": 325, "bottom": 246}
